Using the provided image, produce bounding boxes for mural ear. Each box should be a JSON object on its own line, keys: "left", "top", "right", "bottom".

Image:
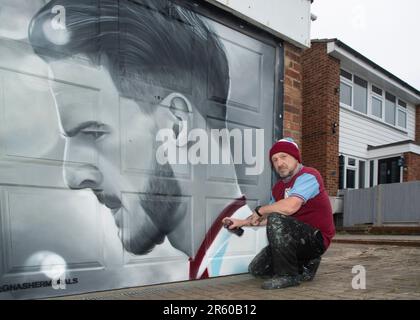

{"left": 159, "top": 93, "right": 193, "bottom": 147}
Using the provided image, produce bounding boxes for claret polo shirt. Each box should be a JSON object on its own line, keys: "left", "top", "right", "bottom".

{"left": 270, "top": 166, "right": 336, "bottom": 250}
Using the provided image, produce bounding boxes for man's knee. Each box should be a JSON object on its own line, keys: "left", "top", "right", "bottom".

{"left": 267, "top": 213, "right": 295, "bottom": 246}
{"left": 267, "top": 213, "right": 291, "bottom": 228}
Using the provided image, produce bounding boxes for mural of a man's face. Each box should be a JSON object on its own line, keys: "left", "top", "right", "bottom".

{"left": 49, "top": 76, "right": 192, "bottom": 254}
{"left": 28, "top": 0, "right": 230, "bottom": 257}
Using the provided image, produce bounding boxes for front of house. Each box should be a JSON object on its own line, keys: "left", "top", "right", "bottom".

{"left": 302, "top": 39, "right": 420, "bottom": 197}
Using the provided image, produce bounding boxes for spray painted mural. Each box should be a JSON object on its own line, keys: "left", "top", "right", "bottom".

{"left": 0, "top": 0, "right": 277, "bottom": 298}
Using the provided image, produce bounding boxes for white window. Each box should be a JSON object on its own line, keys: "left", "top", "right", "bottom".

{"left": 371, "top": 85, "right": 383, "bottom": 119}
{"left": 385, "top": 92, "right": 396, "bottom": 126}
{"left": 340, "top": 69, "right": 352, "bottom": 107}
{"left": 397, "top": 99, "right": 407, "bottom": 129}
{"left": 338, "top": 155, "right": 369, "bottom": 190}
{"left": 353, "top": 76, "right": 368, "bottom": 114}
{"left": 346, "top": 157, "right": 356, "bottom": 189}
{"left": 340, "top": 70, "right": 408, "bottom": 132}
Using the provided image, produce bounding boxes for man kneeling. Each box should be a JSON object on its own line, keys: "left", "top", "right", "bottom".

{"left": 223, "top": 138, "right": 336, "bottom": 289}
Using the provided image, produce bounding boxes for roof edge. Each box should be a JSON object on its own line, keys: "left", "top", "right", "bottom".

{"left": 329, "top": 39, "right": 420, "bottom": 98}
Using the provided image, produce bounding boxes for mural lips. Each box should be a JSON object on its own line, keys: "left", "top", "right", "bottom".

{"left": 94, "top": 191, "right": 123, "bottom": 212}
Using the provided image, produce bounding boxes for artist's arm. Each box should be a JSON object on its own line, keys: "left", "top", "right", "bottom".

{"left": 246, "top": 197, "right": 303, "bottom": 226}
{"left": 258, "top": 197, "right": 304, "bottom": 217}
{"left": 223, "top": 197, "right": 302, "bottom": 228}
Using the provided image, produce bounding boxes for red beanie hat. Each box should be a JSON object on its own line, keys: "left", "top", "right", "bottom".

{"left": 269, "top": 138, "right": 301, "bottom": 163}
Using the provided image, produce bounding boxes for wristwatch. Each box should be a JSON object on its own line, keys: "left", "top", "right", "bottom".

{"left": 254, "top": 205, "right": 262, "bottom": 217}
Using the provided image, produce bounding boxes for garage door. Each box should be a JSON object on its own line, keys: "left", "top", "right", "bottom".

{"left": 0, "top": 0, "right": 279, "bottom": 299}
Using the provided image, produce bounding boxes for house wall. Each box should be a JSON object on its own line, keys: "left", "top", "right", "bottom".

{"left": 301, "top": 42, "right": 340, "bottom": 196}
{"left": 416, "top": 105, "right": 420, "bottom": 143}
{"left": 283, "top": 42, "right": 304, "bottom": 147}
{"left": 339, "top": 104, "right": 416, "bottom": 159}
{"left": 403, "top": 152, "right": 420, "bottom": 181}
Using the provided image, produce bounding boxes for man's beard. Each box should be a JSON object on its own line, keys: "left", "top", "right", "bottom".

{"left": 120, "top": 162, "right": 185, "bottom": 255}
{"left": 276, "top": 167, "right": 293, "bottom": 180}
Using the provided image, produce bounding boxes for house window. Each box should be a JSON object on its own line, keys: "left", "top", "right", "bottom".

{"left": 340, "top": 71, "right": 409, "bottom": 132}
{"left": 346, "top": 169, "right": 356, "bottom": 189}
{"left": 385, "top": 92, "right": 396, "bottom": 125}
{"left": 397, "top": 99, "right": 407, "bottom": 128}
{"left": 371, "top": 85, "right": 383, "bottom": 118}
{"left": 359, "top": 161, "right": 365, "bottom": 188}
{"left": 346, "top": 157, "right": 356, "bottom": 189}
{"left": 371, "top": 97, "right": 382, "bottom": 118}
{"left": 353, "top": 76, "right": 368, "bottom": 114}
{"left": 369, "top": 160, "right": 374, "bottom": 187}
{"left": 338, "top": 155, "right": 371, "bottom": 190}
{"left": 340, "top": 82, "right": 352, "bottom": 106}
{"left": 340, "top": 69, "right": 352, "bottom": 106}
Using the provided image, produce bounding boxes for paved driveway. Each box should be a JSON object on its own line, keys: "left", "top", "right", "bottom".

{"left": 55, "top": 240, "right": 420, "bottom": 300}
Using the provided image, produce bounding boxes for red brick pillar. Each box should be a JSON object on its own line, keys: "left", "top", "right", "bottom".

{"left": 283, "top": 43, "right": 303, "bottom": 147}
{"left": 416, "top": 105, "right": 420, "bottom": 144}
{"left": 301, "top": 41, "right": 340, "bottom": 195}
{"left": 403, "top": 152, "right": 420, "bottom": 182}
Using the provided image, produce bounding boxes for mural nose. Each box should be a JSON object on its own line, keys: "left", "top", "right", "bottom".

{"left": 63, "top": 163, "right": 103, "bottom": 190}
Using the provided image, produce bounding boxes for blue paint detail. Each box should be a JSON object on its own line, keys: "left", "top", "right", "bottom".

{"left": 210, "top": 234, "right": 230, "bottom": 276}
{"left": 289, "top": 173, "right": 319, "bottom": 202}
{"left": 269, "top": 192, "right": 275, "bottom": 204}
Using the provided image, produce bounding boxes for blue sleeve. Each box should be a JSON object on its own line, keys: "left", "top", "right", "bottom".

{"left": 288, "top": 173, "right": 320, "bottom": 203}
{"left": 269, "top": 192, "right": 275, "bottom": 204}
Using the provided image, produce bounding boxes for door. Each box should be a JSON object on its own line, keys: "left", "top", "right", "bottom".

{"left": 378, "top": 157, "right": 401, "bottom": 184}
{"left": 0, "top": 0, "right": 278, "bottom": 298}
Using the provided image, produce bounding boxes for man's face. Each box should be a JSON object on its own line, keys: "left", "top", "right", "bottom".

{"left": 271, "top": 152, "right": 299, "bottom": 179}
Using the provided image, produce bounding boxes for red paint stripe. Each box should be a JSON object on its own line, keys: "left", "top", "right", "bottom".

{"left": 189, "top": 195, "right": 247, "bottom": 280}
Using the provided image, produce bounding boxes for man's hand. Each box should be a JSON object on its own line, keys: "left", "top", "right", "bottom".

{"left": 248, "top": 212, "right": 261, "bottom": 226}
{"left": 222, "top": 217, "right": 246, "bottom": 229}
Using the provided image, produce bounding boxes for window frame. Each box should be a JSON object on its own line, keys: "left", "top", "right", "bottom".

{"left": 397, "top": 99, "right": 407, "bottom": 129}
{"left": 370, "top": 84, "right": 384, "bottom": 120}
{"left": 339, "top": 69, "right": 409, "bottom": 133}
{"left": 339, "top": 154, "right": 369, "bottom": 190}
{"left": 384, "top": 92, "right": 397, "bottom": 126}
{"left": 339, "top": 69, "right": 353, "bottom": 109}
{"left": 353, "top": 75, "right": 368, "bottom": 115}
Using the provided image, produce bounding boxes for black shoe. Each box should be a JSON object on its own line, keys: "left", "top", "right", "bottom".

{"left": 261, "top": 275, "right": 300, "bottom": 290}
{"left": 298, "top": 257, "right": 321, "bottom": 282}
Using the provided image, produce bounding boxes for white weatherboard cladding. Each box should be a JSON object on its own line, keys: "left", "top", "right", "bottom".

{"left": 339, "top": 105, "right": 416, "bottom": 159}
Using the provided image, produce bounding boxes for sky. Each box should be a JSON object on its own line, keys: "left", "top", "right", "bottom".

{"left": 310, "top": 0, "right": 420, "bottom": 90}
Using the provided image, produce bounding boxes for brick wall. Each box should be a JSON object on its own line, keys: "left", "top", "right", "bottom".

{"left": 416, "top": 105, "right": 420, "bottom": 144}
{"left": 283, "top": 42, "right": 303, "bottom": 147}
{"left": 301, "top": 41, "right": 340, "bottom": 195}
{"left": 403, "top": 152, "right": 420, "bottom": 181}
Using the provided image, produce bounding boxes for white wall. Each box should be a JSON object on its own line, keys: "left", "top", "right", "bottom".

{"left": 339, "top": 105, "right": 416, "bottom": 159}
{"left": 209, "top": 0, "right": 312, "bottom": 47}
